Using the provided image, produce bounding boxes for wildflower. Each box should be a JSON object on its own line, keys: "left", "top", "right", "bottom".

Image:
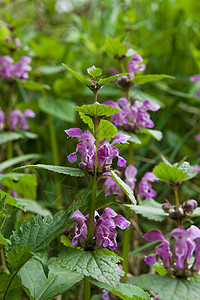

{"left": 10, "top": 109, "right": 35, "bottom": 131}
{"left": 128, "top": 54, "right": 146, "bottom": 78}
{"left": 65, "top": 129, "right": 129, "bottom": 172}
{"left": 65, "top": 208, "right": 130, "bottom": 251}
{"left": 0, "top": 107, "right": 5, "bottom": 131}
{"left": 143, "top": 225, "right": 200, "bottom": 277}
{"left": 138, "top": 172, "right": 159, "bottom": 199}
{"left": 0, "top": 55, "right": 31, "bottom": 81}
{"left": 104, "top": 97, "right": 160, "bottom": 132}
{"left": 193, "top": 165, "right": 200, "bottom": 173}
{"left": 190, "top": 75, "right": 200, "bottom": 97}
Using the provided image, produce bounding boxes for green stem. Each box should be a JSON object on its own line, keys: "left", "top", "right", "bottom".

{"left": 87, "top": 171, "right": 97, "bottom": 247}
{"left": 173, "top": 185, "right": 180, "bottom": 209}
{"left": 83, "top": 277, "right": 91, "bottom": 300}
{"left": 3, "top": 270, "right": 18, "bottom": 300}
{"left": 7, "top": 83, "right": 15, "bottom": 165}
{"left": 47, "top": 114, "right": 62, "bottom": 208}
{"left": 128, "top": 142, "right": 134, "bottom": 165}
{"left": 121, "top": 209, "right": 131, "bottom": 283}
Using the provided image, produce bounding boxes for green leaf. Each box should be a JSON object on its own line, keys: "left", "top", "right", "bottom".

{"left": 15, "top": 198, "right": 51, "bottom": 216}
{"left": 0, "top": 190, "right": 18, "bottom": 209}
{"left": 75, "top": 103, "right": 119, "bottom": 117}
{"left": 87, "top": 66, "right": 102, "bottom": 77}
{"left": 98, "top": 73, "right": 129, "bottom": 86}
{"left": 0, "top": 273, "right": 20, "bottom": 294}
{"left": 57, "top": 248, "right": 123, "bottom": 287}
{"left": 153, "top": 161, "right": 197, "bottom": 183}
{"left": 126, "top": 203, "right": 167, "bottom": 221}
{"left": 14, "top": 164, "right": 85, "bottom": 177}
{"left": 110, "top": 171, "right": 136, "bottom": 204}
{"left": 140, "top": 128, "right": 163, "bottom": 141}
{"left": 90, "top": 280, "right": 150, "bottom": 300}
{"left": 128, "top": 274, "right": 200, "bottom": 300}
{"left": 39, "top": 98, "right": 76, "bottom": 123}
{"left": 80, "top": 113, "right": 94, "bottom": 130}
{"left": 18, "top": 258, "right": 84, "bottom": 300}
{"left": 153, "top": 262, "right": 168, "bottom": 276}
{"left": 1, "top": 173, "right": 37, "bottom": 200}
{"left": 19, "top": 80, "right": 50, "bottom": 91}
{"left": 0, "top": 131, "right": 38, "bottom": 145}
{"left": 99, "top": 120, "right": 117, "bottom": 141}
{"left": 153, "top": 163, "right": 188, "bottom": 183}
{"left": 7, "top": 209, "right": 71, "bottom": 270}
{"left": 105, "top": 36, "right": 128, "bottom": 57}
{"left": 38, "top": 65, "right": 64, "bottom": 75}
{"left": 130, "top": 74, "right": 175, "bottom": 85}
{"left": 0, "top": 154, "right": 43, "bottom": 171}
{"left": 62, "top": 64, "right": 92, "bottom": 86}
{"left": 0, "top": 234, "right": 7, "bottom": 246}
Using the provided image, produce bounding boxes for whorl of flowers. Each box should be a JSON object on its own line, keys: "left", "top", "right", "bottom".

{"left": 104, "top": 97, "right": 160, "bottom": 132}
{"left": 138, "top": 172, "right": 159, "bottom": 199}
{"left": 0, "top": 55, "right": 32, "bottom": 81}
{"left": 65, "top": 128, "right": 130, "bottom": 172}
{"left": 0, "top": 107, "right": 35, "bottom": 132}
{"left": 143, "top": 225, "right": 200, "bottom": 278}
{"left": 65, "top": 208, "right": 130, "bottom": 251}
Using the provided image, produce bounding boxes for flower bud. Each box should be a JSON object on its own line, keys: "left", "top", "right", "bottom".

{"left": 169, "top": 208, "right": 176, "bottom": 219}
{"left": 162, "top": 203, "right": 171, "bottom": 212}
{"left": 175, "top": 207, "right": 184, "bottom": 218}
{"left": 184, "top": 199, "right": 198, "bottom": 212}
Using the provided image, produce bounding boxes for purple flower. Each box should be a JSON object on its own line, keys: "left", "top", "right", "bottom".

{"left": 124, "top": 165, "right": 137, "bottom": 190}
{"left": 65, "top": 128, "right": 129, "bottom": 171}
{"left": 0, "top": 55, "right": 31, "bottom": 81}
{"left": 195, "top": 134, "right": 200, "bottom": 142}
{"left": 65, "top": 208, "right": 130, "bottom": 251}
{"left": 0, "top": 107, "right": 5, "bottom": 131}
{"left": 104, "top": 177, "right": 122, "bottom": 196}
{"left": 138, "top": 172, "right": 159, "bottom": 199}
{"left": 104, "top": 98, "right": 160, "bottom": 131}
{"left": 128, "top": 54, "right": 146, "bottom": 78}
{"left": 190, "top": 75, "right": 200, "bottom": 82}
{"left": 10, "top": 109, "right": 35, "bottom": 131}
{"left": 193, "top": 165, "right": 200, "bottom": 173}
{"left": 143, "top": 225, "right": 200, "bottom": 277}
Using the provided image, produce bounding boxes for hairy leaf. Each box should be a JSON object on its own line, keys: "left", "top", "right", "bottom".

{"left": 130, "top": 74, "right": 174, "bottom": 84}
{"left": 14, "top": 164, "right": 85, "bottom": 177}
{"left": 18, "top": 258, "right": 83, "bottom": 300}
{"left": 99, "top": 120, "right": 117, "bottom": 141}
{"left": 110, "top": 171, "right": 136, "bottom": 204}
{"left": 140, "top": 128, "right": 163, "bottom": 141}
{"left": 126, "top": 204, "right": 167, "bottom": 221}
{"left": 98, "top": 73, "right": 129, "bottom": 86}
{"left": 62, "top": 64, "right": 92, "bottom": 86}
{"left": 0, "top": 131, "right": 38, "bottom": 145}
{"left": 128, "top": 274, "right": 200, "bottom": 300}
{"left": 0, "top": 154, "right": 43, "bottom": 171}
{"left": 90, "top": 280, "right": 150, "bottom": 300}
{"left": 57, "top": 247, "right": 123, "bottom": 287}
{"left": 87, "top": 66, "right": 102, "bottom": 77}
{"left": 75, "top": 103, "right": 119, "bottom": 117}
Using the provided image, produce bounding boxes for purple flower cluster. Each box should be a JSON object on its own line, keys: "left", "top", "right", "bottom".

{"left": 65, "top": 128, "right": 130, "bottom": 172}
{"left": 5, "top": 36, "right": 22, "bottom": 48}
{"left": 0, "top": 107, "right": 35, "bottom": 131}
{"left": 0, "top": 55, "right": 31, "bottom": 80}
{"left": 104, "top": 167, "right": 158, "bottom": 200}
{"left": 65, "top": 208, "right": 130, "bottom": 250}
{"left": 104, "top": 97, "right": 160, "bottom": 131}
{"left": 138, "top": 172, "right": 159, "bottom": 199}
{"left": 190, "top": 75, "right": 200, "bottom": 97}
{"left": 143, "top": 225, "right": 200, "bottom": 277}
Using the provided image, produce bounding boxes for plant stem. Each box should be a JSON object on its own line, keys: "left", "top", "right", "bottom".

{"left": 7, "top": 83, "right": 15, "bottom": 166}
{"left": 47, "top": 114, "right": 62, "bottom": 208}
{"left": 119, "top": 57, "right": 125, "bottom": 73}
{"left": 128, "top": 141, "right": 134, "bottom": 165}
{"left": 3, "top": 270, "right": 18, "bottom": 300}
{"left": 0, "top": 249, "right": 7, "bottom": 271}
{"left": 173, "top": 185, "right": 180, "bottom": 209}
{"left": 121, "top": 208, "right": 131, "bottom": 283}
{"left": 83, "top": 277, "right": 91, "bottom": 300}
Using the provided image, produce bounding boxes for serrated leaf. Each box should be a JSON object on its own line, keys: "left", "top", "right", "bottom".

{"left": 62, "top": 63, "right": 92, "bottom": 86}
{"left": 19, "top": 80, "right": 50, "bottom": 91}
{"left": 98, "top": 73, "right": 129, "bottom": 86}
{"left": 110, "top": 171, "right": 136, "bottom": 204}
{"left": 14, "top": 164, "right": 85, "bottom": 177}
{"left": 87, "top": 66, "right": 102, "bottom": 77}
{"left": 39, "top": 98, "right": 75, "bottom": 123}
{"left": 0, "top": 154, "right": 43, "bottom": 171}
{"left": 0, "top": 131, "right": 38, "bottom": 145}
{"left": 80, "top": 113, "right": 94, "bottom": 130}
{"left": 0, "top": 273, "right": 20, "bottom": 293}
{"left": 18, "top": 258, "right": 84, "bottom": 300}
{"left": 99, "top": 120, "right": 117, "bottom": 141}
{"left": 57, "top": 248, "right": 123, "bottom": 287}
{"left": 173, "top": 162, "right": 197, "bottom": 180}
{"left": 130, "top": 74, "right": 174, "bottom": 85}
{"left": 153, "top": 163, "right": 188, "bottom": 183}
{"left": 126, "top": 204, "right": 168, "bottom": 221}
{"left": 75, "top": 103, "right": 119, "bottom": 117}
{"left": 105, "top": 36, "right": 128, "bottom": 57}
{"left": 140, "top": 128, "right": 163, "bottom": 141}
{"left": 7, "top": 209, "right": 71, "bottom": 270}
{"left": 90, "top": 280, "right": 150, "bottom": 300}
{"left": 128, "top": 274, "right": 200, "bottom": 300}
{"left": 16, "top": 198, "right": 51, "bottom": 216}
